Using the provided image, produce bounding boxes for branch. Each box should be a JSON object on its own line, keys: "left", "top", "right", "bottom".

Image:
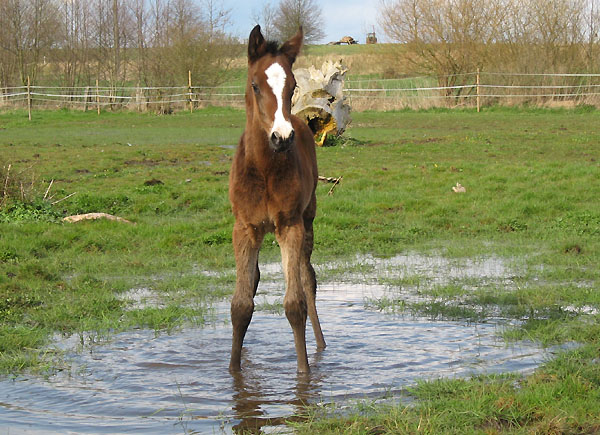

{"left": 318, "top": 175, "right": 343, "bottom": 195}
{"left": 51, "top": 192, "right": 76, "bottom": 205}
{"left": 63, "top": 212, "right": 133, "bottom": 224}
{"left": 43, "top": 179, "right": 54, "bottom": 200}
{"left": 2, "top": 164, "right": 11, "bottom": 202}
{"left": 318, "top": 175, "right": 341, "bottom": 183}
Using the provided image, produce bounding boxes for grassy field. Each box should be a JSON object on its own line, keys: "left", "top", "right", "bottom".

{"left": 1, "top": 107, "right": 600, "bottom": 432}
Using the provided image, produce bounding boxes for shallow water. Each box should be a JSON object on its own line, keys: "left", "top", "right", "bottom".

{"left": 0, "top": 256, "right": 561, "bottom": 434}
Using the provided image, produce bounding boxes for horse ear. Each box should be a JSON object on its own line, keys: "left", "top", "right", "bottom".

{"left": 280, "top": 26, "right": 304, "bottom": 64}
{"left": 248, "top": 25, "right": 266, "bottom": 63}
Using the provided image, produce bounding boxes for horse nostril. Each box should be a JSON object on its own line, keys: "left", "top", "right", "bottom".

{"left": 270, "top": 130, "right": 294, "bottom": 152}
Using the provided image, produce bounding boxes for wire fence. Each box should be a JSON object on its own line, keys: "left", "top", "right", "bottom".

{"left": 345, "top": 71, "right": 600, "bottom": 110}
{"left": 2, "top": 71, "right": 600, "bottom": 115}
{"left": 0, "top": 83, "right": 246, "bottom": 114}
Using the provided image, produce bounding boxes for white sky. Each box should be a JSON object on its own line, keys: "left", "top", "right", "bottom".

{"left": 225, "top": 0, "right": 381, "bottom": 44}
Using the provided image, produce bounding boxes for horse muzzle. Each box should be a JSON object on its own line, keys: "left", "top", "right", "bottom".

{"left": 269, "top": 129, "right": 295, "bottom": 152}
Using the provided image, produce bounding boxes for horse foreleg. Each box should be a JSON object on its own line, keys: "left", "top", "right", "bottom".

{"left": 301, "top": 220, "right": 326, "bottom": 351}
{"left": 277, "top": 223, "right": 310, "bottom": 373}
{"left": 230, "top": 223, "right": 262, "bottom": 372}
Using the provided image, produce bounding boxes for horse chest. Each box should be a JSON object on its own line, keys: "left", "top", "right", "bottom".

{"left": 232, "top": 162, "right": 304, "bottom": 227}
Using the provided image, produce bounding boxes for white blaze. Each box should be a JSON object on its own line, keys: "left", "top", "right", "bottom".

{"left": 265, "top": 62, "right": 294, "bottom": 139}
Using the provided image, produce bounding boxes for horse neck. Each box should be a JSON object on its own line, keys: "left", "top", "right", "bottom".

{"left": 243, "top": 102, "right": 273, "bottom": 170}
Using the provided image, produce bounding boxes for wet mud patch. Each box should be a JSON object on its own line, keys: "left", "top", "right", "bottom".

{"left": 0, "top": 255, "right": 571, "bottom": 433}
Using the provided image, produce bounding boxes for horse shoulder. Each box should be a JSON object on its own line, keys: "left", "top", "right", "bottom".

{"left": 229, "top": 134, "right": 268, "bottom": 222}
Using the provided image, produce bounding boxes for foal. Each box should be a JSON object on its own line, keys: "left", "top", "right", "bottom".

{"left": 228, "top": 25, "right": 326, "bottom": 373}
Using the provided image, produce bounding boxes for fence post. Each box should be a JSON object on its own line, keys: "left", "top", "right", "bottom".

{"left": 96, "top": 79, "right": 100, "bottom": 115}
{"left": 188, "top": 70, "right": 193, "bottom": 114}
{"left": 476, "top": 68, "right": 481, "bottom": 113}
{"left": 27, "top": 76, "right": 32, "bottom": 121}
{"left": 83, "top": 86, "right": 90, "bottom": 111}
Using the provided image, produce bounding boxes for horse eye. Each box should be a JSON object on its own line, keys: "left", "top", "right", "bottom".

{"left": 251, "top": 82, "right": 259, "bottom": 95}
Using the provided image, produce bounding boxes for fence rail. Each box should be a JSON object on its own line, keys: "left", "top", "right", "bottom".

{"left": 2, "top": 71, "right": 600, "bottom": 115}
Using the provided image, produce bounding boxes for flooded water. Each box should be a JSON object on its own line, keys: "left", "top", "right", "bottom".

{"left": 0, "top": 255, "right": 563, "bottom": 434}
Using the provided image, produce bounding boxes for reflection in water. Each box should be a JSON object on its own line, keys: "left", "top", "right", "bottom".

{"left": 0, "top": 255, "right": 567, "bottom": 433}
{"left": 230, "top": 339, "right": 327, "bottom": 433}
{"left": 230, "top": 359, "right": 324, "bottom": 433}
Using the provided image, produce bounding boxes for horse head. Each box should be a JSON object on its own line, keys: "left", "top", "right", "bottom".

{"left": 246, "top": 25, "right": 303, "bottom": 153}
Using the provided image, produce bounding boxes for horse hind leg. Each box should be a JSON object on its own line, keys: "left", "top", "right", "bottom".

{"left": 302, "top": 218, "right": 326, "bottom": 350}
{"left": 302, "top": 259, "right": 326, "bottom": 350}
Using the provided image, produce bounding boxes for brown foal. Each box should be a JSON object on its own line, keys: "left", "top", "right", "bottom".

{"left": 228, "top": 25, "right": 326, "bottom": 373}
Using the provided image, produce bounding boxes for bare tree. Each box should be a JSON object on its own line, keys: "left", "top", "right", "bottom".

{"left": 56, "top": 0, "right": 93, "bottom": 88}
{"left": 129, "top": 0, "right": 149, "bottom": 84}
{"left": 588, "top": 0, "right": 600, "bottom": 69}
{"left": 528, "top": 0, "right": 587, "bottom": 69}
{"left": 273, "top": 0, "right": 325, "bottom": 43}
{"left": 112, "top": 0, "right": 121, "bottom": 83}
{"left": 141, "top": 0, "right": 237, "bottom": 88}
{"left": 0, "top": 2, "right": 18, "bottom": 86}
{"left": 252, "top": 1, "right": 277, "bottom": 41}
{"left": 90, "top": 0, "right": 111, "bottom": 81}
{"left": 492, "top": 0, "right": 591, "bottom": 73}
{"left": 197, "top": 0, "right": 238, "bottom": 85}
{"left": 0, "top": 0, "right": 58, "bottom": 84}
{"left": 164, "top": 0, "right": 203, "bottom": 84}
{"left": 379, "top": 0, "right": 503, "bottom": 91}
{"left": 379, "top": 0, "right": 598, "bottom": 76}
{"left": 203, "top": 0, "right": 231, "bottom": 42}
{"left": 145, "top": 0, "right": 170, "bottom": 84}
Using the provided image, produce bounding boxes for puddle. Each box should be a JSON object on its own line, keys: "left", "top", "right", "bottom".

{"left": 119, "top": 287, "right": 165, "bottom": 310}
{"left": 0, "top": 256, "right": 566, "bottom": 434}
{"left": 323, "top": 253, "right": 521, "bottom": 289}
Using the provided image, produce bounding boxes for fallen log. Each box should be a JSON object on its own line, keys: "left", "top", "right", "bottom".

{"left": 292, "top": 60, "right": 351, "bottom": 146}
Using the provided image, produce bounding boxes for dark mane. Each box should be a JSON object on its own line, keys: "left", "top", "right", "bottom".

{"left": 264, "top": 40, "right": 282, "bottom": 56}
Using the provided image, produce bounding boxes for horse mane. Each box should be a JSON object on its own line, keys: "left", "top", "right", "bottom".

{"left": 264, "top": 40, "right": 283, "bottom": 56}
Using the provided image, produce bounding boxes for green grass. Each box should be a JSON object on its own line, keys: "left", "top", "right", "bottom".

{"left": 293, "top": 345, "right": 600, "bottom": 434}
{"left": 304, "top": 43, "right": 391, "bottom": 56}
{"left": 1, "top": 106, "right": 600, "bottom": 431}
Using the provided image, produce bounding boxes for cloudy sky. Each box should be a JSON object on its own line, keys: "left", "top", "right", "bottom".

{"left": 225, "top": 0, "right": 381, "bottom": 44}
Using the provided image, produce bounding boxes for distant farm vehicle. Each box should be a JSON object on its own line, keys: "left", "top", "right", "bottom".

{"left": 366, "top": 32, "right": 377, "bottom": 44}
{"left": 328, "top": 36, "right": 358, "bottom": 45}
